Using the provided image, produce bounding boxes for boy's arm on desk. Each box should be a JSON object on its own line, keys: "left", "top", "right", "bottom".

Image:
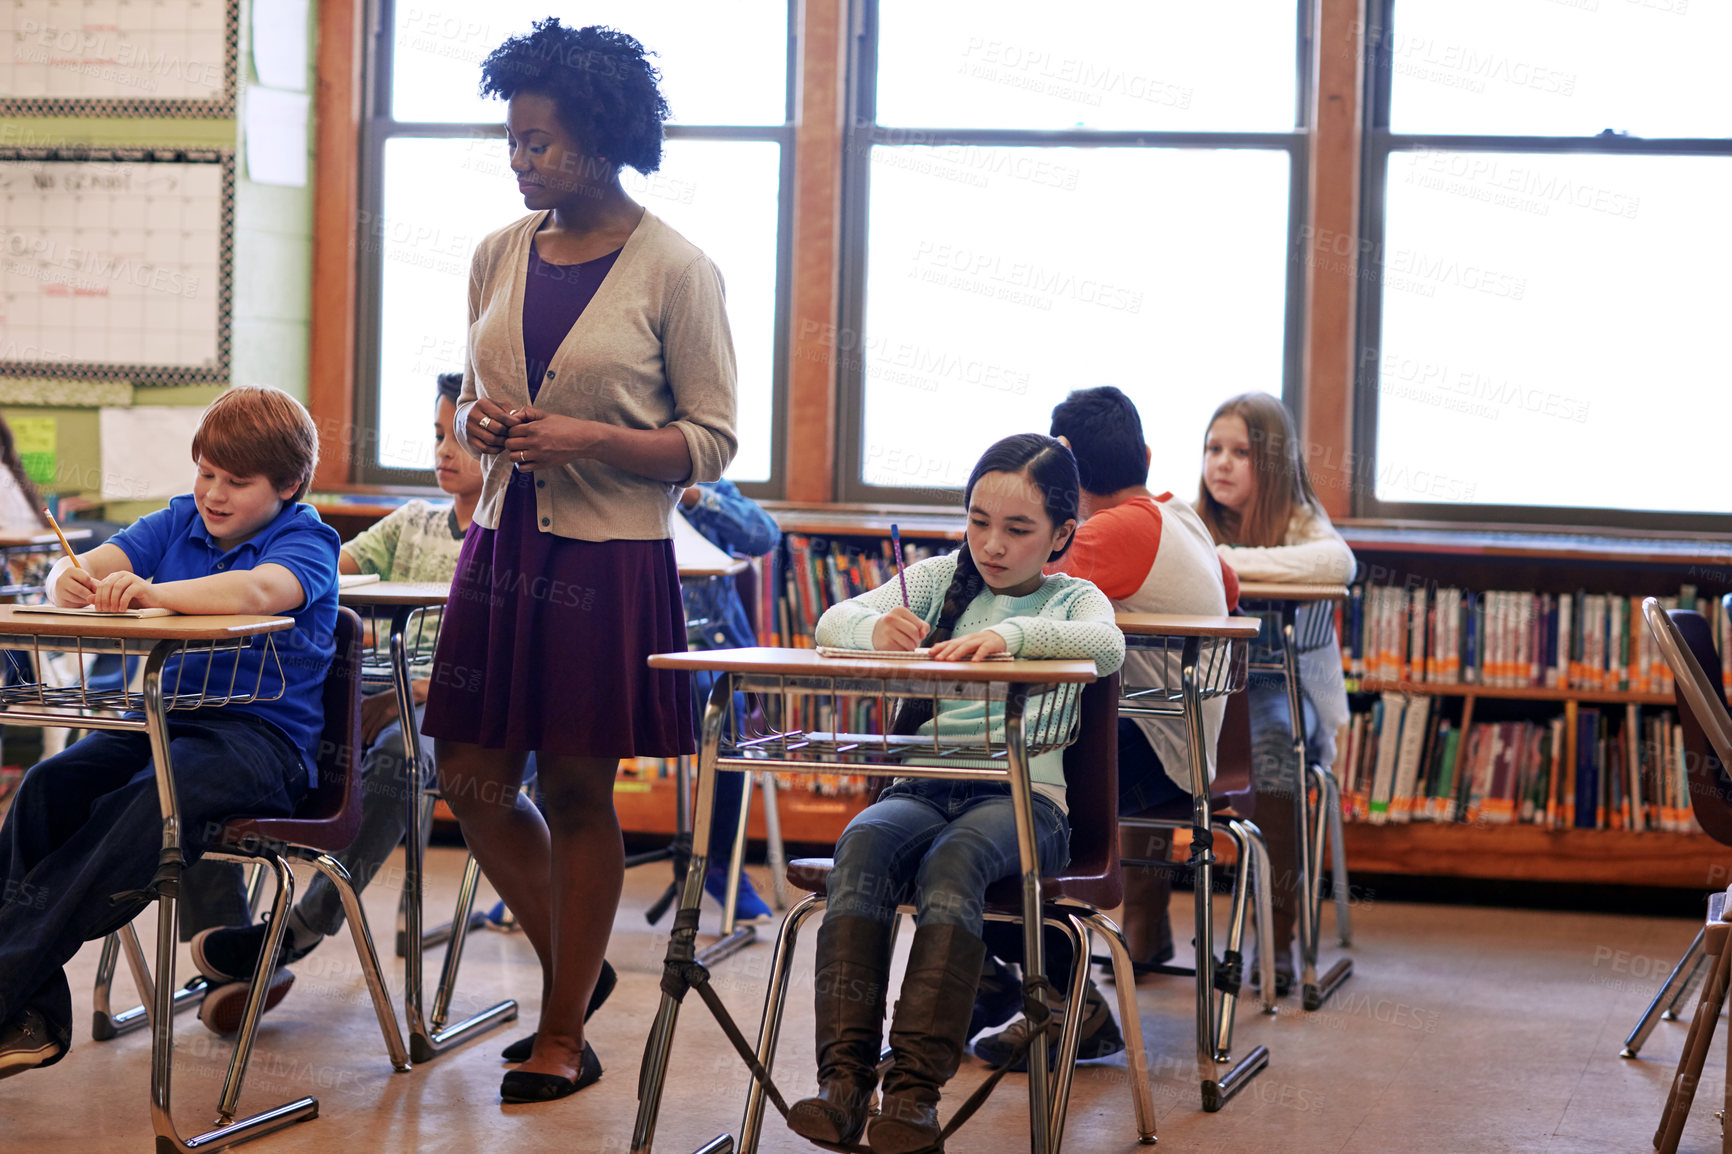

{"left": 139, "top": 566, "right": 309, "bottom": 617}
{"left": 48, "top": 545, "right": 311, "bottom": 616}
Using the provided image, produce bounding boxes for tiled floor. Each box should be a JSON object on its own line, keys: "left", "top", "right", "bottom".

{"left": 5, "top": 846, "right": 1724, "bottom": 1153}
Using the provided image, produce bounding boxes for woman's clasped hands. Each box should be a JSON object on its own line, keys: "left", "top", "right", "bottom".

{"left": 467, "top": 398, "right": 601, "bottom": 472}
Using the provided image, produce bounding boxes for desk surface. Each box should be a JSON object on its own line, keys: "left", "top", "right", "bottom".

{"left": 0, "top": 528, "right": 92, "bottom": 548}
{"left": 1236, "top": 582, "right": 1350, "bottom": 603}
{"left": 338, "top": 580, "right": 452, "bottom": 607}
{"left": 1114, "top": 612, "right": 1262, "bottom": 639}
{"left": 0, "top": 605, "right": 293, "bottom": 640}
{"left": 649, "top": 645, "right": 1098, "bottom": 684}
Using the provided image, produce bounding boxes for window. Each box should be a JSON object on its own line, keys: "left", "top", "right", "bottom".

{"left": 1358, "top": 0, "right": 1732, "bottom": 524}
{"left": 356, "top": 1, "right": 792, "bottom": 488}
{"left": 838, "top": 0, "right": 1310, "bottom": 500}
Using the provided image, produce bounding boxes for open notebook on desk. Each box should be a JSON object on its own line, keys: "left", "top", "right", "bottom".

{"left": 14, "top": 605, "right": 177, "bottom": 619}
{"left": 816, "top": 646, "right": 1013, "bottom": 661}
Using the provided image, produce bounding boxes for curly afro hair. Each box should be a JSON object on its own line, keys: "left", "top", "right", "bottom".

{"left": 480, "top": 19, "right": 669, "bottom": 174}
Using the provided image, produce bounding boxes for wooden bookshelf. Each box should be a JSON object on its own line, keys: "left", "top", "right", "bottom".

{"left": 1352, "top": 679, "right": 1673, "bottom": 707}
{"left": 763, "top": 503, "right": 965, "bottom": 541}
{"left": 1339, "top": 822, "right": 1725, "bottom": 888}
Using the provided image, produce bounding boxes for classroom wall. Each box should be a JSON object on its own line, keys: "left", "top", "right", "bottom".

{"left": 0, "top": 0, "right": 318, "bottom": 519}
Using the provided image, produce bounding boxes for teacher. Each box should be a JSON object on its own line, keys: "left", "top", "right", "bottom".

{"left": 425, "top": 19, "right": 737, "bottom": 1104}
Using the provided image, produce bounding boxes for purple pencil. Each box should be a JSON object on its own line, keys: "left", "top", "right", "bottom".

{"left": 890, "top": 524, "right": 910, "bottom": 608}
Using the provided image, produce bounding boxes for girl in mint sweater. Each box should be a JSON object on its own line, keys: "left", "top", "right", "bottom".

{"left": 788, "top": 434, "right": 1123, "bottom": 1154}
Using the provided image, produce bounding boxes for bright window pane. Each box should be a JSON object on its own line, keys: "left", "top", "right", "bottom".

{"left": 1374, "top": 150, "right": 1732, "bottom": 514}
{"left": 392, "top": 2, "right": 786, "bottom": 126}
{"left": 859, "top": 146, "right": 1290, "bottom": 492}
{"left": 1387, "top": 0, "right": 1732, "bottom": 137}
{"left": 375, "top": 136, "right": 776, "bottom": 481}
{"left": 876, "top": 0, "right": 1298, "bottom": 132}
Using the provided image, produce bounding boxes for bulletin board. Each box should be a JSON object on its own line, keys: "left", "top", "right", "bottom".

{"left": 0, "top": 0, "right": 239, "bottom": 118}
{"left": 0, "top": 147, "right": 235, "bottom": 384}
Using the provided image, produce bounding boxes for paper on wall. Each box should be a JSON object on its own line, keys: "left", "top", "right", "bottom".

{"left": 252, "top": 0, "right": 311, "bottom": 91}
{"left": 99, "top": 407, "right": 207, "bottom": 501}
{"left": 244, "top": 87, "right": 310, "bottom": 187}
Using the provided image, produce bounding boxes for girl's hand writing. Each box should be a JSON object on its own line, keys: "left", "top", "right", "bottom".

{"left": 928, "top": 631, "right": 1008, "bottom": 662}
{"left": 871, "top": 607, "right": 927, "bottom": 652}
{"left": 464, "top": 397, "right": 522, "bottom": 455}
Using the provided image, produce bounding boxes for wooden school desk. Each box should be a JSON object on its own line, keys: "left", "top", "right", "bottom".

{"left": 1114, "top": 611, "right": 1267, "bottom": 1111}
{"left": 337, "top": 580, "right": 519, "bottom": 1062}
{"left": 1234, "top": 581, "right": 1355, "bottom": 1011}
{"left": 632, "top": 647, "right": 1099, "bottom": 1154}
{"left": 0, "top": 606, "right": 310, "bottom": 1152}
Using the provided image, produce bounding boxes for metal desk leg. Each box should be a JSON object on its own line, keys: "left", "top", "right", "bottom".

{"left": 1281, "top": 606, "right": 1351, "bottom": 1011}
{"left": 1082, "top": 909, "right": 1158, "bottom": 1145}
{"left": 633, "top": 679, "right": 731, "bottom": 1154}
{"left": 699, "top": 769, "right": 758, "bottom": 967}
{"left": 137, "top": 646, "right": 321, "bottom": 1153}
{"left": 91, "top": 929, "right": 205, "bottom": 1041}
{"left": 1004, "top": 686, "right": 1053, "bottom": 1154}
{"left": 1183, "top": 639, "right": 1269, "bottom": 1110}
{"left": 1624, "top": 927, "right": 1707, "bottom": 1058}
{"left": 1312, "top": 764, "right": 1353, "bottom": 946}
{"left": 759, "top": 771, "right": 790, "bottom": 911}
{"left": 392, "top": 610, "right": 516, "bottom": 1063}
{"left": 737, "top": 894, "right": 825, "bottom": 1154}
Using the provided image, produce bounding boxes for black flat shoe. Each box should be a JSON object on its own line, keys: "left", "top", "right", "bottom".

{"left": 502, "top": 960, "right": 617, "bottom": 1062}
{"left": 499, "top": 1042, "right": 602, "bottom": 1103}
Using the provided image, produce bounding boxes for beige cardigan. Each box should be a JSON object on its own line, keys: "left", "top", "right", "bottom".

{"left": 456, "top": 209, "right": 738, "bottom": 541}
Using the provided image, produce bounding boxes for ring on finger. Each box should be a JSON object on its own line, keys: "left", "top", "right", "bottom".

{"left": 478, "top": 414, "right": 492, "bottom": 430}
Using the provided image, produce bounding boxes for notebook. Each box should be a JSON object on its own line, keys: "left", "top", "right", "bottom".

{"left": 339, "top": 572, "right": 382, "bottom": 589}
{"left": 14, "top": 604, "right": 177, "bottom": 619}
{"left": 815, "top": 646, "right": 1012, "bottom": 661}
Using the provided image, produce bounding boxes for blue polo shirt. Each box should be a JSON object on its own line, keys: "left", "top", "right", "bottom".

{"left": 108, "top": 495, "right": 341, "bottom": 785}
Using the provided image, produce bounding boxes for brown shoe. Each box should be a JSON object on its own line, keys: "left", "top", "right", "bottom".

{"left": 197, "top": 967, "right": 295, "bottom": 1036}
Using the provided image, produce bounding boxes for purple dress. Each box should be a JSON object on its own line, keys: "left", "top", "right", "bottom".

{"left": 424, "top": 241, "right": 694, "bottom": 758}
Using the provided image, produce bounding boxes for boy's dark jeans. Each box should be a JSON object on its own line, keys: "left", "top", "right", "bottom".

{"left": 0, "top": 711, "right": 306, "bottom": 1035}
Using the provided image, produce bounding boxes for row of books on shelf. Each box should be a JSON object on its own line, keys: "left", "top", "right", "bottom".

{"left": 1338, "top": 692, "right": 1700, "bottom": 833}
{"left": 1342, "top": 582, "right": 1731, "bottom": 695}
{"left": 767, "top": 533, "right": 945, "bottom": 648}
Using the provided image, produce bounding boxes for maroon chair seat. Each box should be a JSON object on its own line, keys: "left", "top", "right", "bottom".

{"left": 1122, "top": 689, "right": 1257, "bottom": 826}
{"left": 219, "top": 605, "right": 365, "bottom": 854}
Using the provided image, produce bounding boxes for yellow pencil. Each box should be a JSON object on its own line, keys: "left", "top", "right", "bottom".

{"left": 43, "top": 507, "right": 80, "bottom": 569}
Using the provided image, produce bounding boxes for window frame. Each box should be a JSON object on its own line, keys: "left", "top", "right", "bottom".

{"left": 833, "top": 0, "right": 1316, "bottom": 504}
{"left": 1353, "top": 0, "right": 1732, "bottom": 531}
{"left": 351, "top": 0, "right": 797, "bottom": 498}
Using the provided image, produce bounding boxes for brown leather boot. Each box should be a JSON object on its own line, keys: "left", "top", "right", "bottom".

{"left": 787, "top": 915, "right": 895, "bottom": 1146}
{"left": 869, "top": 923, "right": 987, "bottom": 1154}
{"left": 1118, "top": 825, "right": 1176, "bottom": 968}
{"left": 1253, "top": 787, "right": 1300, "bottom": 996}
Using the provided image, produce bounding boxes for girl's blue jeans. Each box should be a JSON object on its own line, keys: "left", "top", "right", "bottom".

{"left": 826, "top": 779, "right": 1070, "bottom": 938}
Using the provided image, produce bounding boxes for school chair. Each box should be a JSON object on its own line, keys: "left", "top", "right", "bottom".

{"left": 1623, "top": 599, "right": 1732, "bottom": 1065}
{"left": 104, "top": 605, "right": 410, "bottom": 1140}
{"left": 1118, "top": 687, "right": 1278, "bottom": 1062}
{"left": 1653, "top": 885, "right": 1732, "bottom": 1154}
{"left": 736, "top": 673, "right": 1159, "bottom": 1154}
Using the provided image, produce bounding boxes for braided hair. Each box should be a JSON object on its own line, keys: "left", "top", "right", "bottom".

{"left": 892, "top": 433, "right": 1080, "bottom": 736}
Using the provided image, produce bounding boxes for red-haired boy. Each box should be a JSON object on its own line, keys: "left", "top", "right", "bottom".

{"left": 0, "top": 386, "right": 340, "bottom": 1079}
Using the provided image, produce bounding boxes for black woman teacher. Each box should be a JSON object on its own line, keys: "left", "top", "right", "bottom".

{"left": 424, "top": 19, "right": 737, "bottom": 1104}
